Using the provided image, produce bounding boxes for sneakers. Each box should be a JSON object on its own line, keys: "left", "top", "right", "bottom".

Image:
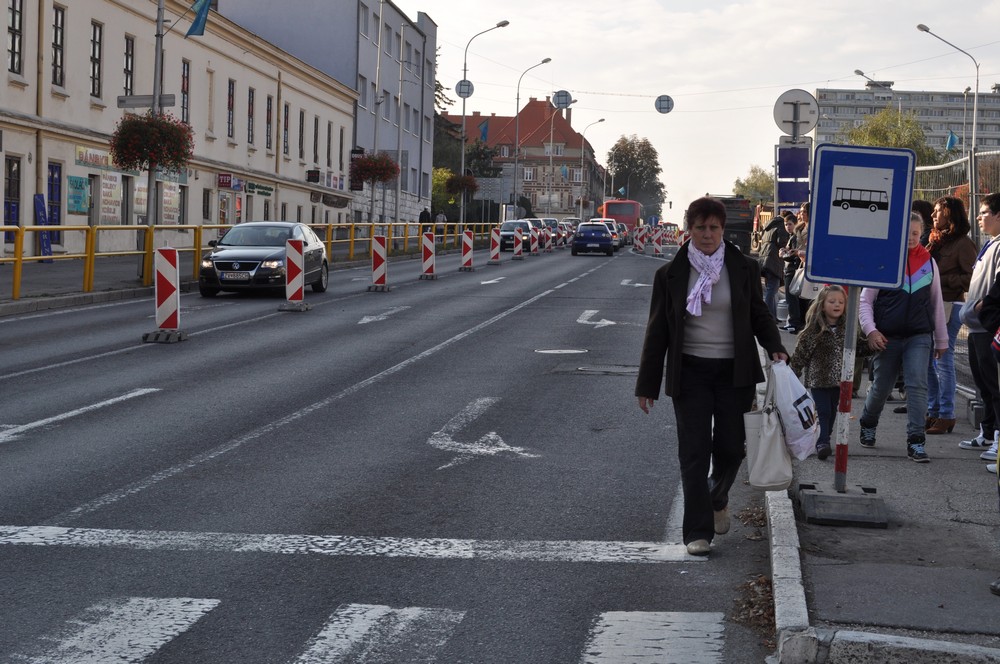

{"left": 859, "top": 425, "right": 877, "bottom": 448}
{"left": 907, "top": 436, "right": 930, "bottom": 463}
{"left": 959, "top": 433, "right": 991, "bottom": 450}
{"left": 987, "top": 463, "right": 997, "bottom": 474}
{"left": 816, "top": 443, "right": 832, "bottom": 460}
{"left": 713, "top": 508, "right": 731, "bottom": 535}
{"left": 981, "top": 440, "right": 999, "bottom": 461}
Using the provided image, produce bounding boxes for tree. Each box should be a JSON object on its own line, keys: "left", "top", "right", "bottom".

{"left": 605, "top": 135, "right": 666, "bottom": 218}
{"left": 733, "top": 165, "right": 773, "bottom": 204}
{"left": 837, "top": 107, "right": 940, "bottom": 166}
{"left": 432, "top": 167, "right": 459, "bottom": 219}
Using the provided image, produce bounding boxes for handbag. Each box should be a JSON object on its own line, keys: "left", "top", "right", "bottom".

{"left": 744, "top": 364, "right": 794, "bottom": 491}
{"left": 770, "top": 360, "right": 819, "bottom": 460}
{"left": 788, "top": 266, "right": 823, "bottom": 300}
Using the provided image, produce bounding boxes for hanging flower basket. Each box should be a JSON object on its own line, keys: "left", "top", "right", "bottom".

{"left": 445, "top": 174, "right": 478, "bottom": 196}
{"left": 350, "top": 153, "right": 400, "bottom": 184}
{"left": 109, "top": 111, "right": 195, "bottom": 173}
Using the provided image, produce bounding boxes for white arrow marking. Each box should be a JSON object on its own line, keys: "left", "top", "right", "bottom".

{"left": 427, "top": 397, "right": 539, "bottom": 470}
{"left": 578, "top": 310, "right": 616, "bottom": 329}
{"left": 0, "top": 388, "right": 161, "bottom": 444}
{"left": 358, "top": 306, "right": 410, "bottom": 325}
{"left": 621, "top": 279, "right": 652, "bottom": 287}
{"left": 480, "top": 277, "right": 506, "bottom": 284}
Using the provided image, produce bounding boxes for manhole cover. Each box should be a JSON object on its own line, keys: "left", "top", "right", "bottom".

{"left": 576, "top": 365, "right": 639, "bottom": 375}
{"left": 535, "top": 349, "right": 589, "bottom": 354}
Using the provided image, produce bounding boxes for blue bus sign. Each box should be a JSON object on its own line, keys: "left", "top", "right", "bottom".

{"left": 807, "top": 144, "right": 915, "bottom": 289}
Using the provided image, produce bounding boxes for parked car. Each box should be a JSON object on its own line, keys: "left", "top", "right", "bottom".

{"left": 594, "top": 218, "right": 622, "bottom": 250}
{"left": 199, "top": 221, "right": 328, "bottom": 297}
{"left": 498, "top": 220, "right": 531, "bottom": 251}
{"left": 571, "top": 221, "right": 614, "bottom": 256}
{"left": 617, "top": 222, "right": 632, "bottom": 246}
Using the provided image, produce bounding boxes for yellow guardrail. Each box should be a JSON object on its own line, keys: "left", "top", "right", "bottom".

{"left": 0, "top": 222, "right": 497, "bottom": 300}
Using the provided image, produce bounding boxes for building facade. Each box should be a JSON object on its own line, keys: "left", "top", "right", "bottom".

{"left": 815, "top": 81, "right": 1000, "bottom": 151}
{"left": 445, "top": 97, "right": 605, "bottom": 220}
{"left": 217, "top": 0, "right": 437, "bottom": 226}
{"left": 2, "top": 0, "right": 356, "bottom": 255}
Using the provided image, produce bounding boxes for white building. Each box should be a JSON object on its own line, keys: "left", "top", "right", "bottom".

{"left": 2, "top": 0, "right": 356, "bottom": 255}
{"left": 217, "top": 0, "right": 438, "bottom": 226}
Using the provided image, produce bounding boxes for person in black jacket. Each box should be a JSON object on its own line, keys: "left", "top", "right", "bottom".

{"left": 635, "top": 197, "right": 788, "bottom": 557}
{"left": 759, "top": 213, "right": 789, "bottom": 322}
{"left": 778, "top": 212, "right": 802, "bottom": 331}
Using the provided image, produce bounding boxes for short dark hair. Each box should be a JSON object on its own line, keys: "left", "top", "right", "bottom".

{"left": 911, "top": 199, "right": 933, "bottom": 225}
{"left": 983, "top": 193, "right": 1000, "bottom": 215}
{"left": 687, "top": 197, "right": 726, "bottom": 227}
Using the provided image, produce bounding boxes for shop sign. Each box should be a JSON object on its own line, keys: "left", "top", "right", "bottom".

{"left": 246, "top": 181, "right": 273, "bottom": 197}
{"left": 67, "top": 176, "right": 90, "bottom": 214}
{"left": 218, "top": 173, "right": 233, "bottom": 188}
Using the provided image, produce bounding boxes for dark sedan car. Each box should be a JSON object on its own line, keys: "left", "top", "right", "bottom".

{"left": 498, "top": 220, "right": 531, "bottom": 251}
{"left": 199, "top": 221, "right": 329, "bottom": 297}
{"left": 571, "top": 222, "right": 614, "bottom": 256}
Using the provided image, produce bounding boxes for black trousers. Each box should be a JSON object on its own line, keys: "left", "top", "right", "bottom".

{"left": 672, "top": 355, "right": 756, "bottom": 544}
{"left": 968, "top": 332, "right": 1000, "bottom": 437}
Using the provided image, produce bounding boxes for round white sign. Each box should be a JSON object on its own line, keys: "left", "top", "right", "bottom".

{"left": 654, "top": 95, "right": 674, "bottom": 114}
{"left": 773, "top": 89, "right": 818, "bottom": 136}
{"left": 552, "top": 89, "right": 573, "bottom": 109}
{"left": 456, "top": 79, "right": 474, "bottom": 99}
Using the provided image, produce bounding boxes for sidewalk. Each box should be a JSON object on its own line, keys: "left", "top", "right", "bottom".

{"left": 769, "top": 327, "right": 1000, "bottom": 663}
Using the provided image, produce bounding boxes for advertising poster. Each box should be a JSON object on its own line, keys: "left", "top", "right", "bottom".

{"left": 100, "top": 173, "right": 122, "bottom": 225}
{"left": 67, "top": 176, "right": 90, "bottom": 214}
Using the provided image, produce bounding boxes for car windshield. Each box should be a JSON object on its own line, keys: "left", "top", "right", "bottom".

{"left": 220, "top": 225, "right": 292, "bottom": 247}
{"left": 500, "top": 221, "right": 526, "bottom": 231}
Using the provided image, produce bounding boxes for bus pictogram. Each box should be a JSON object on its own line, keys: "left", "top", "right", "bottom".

{"left": 832, "top": 187, "right": 888, "bottom": 212}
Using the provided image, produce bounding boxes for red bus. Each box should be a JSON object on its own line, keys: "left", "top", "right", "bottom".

{"left": 597, "top": 199, "right": 643, "bottom": 234}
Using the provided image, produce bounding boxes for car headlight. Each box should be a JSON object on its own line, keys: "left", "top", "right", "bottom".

{"left": 261, "top": 259, "right": 284, "bottom": 269}
{"left": 201, "top": 258, "right": 213, "bottom": 269}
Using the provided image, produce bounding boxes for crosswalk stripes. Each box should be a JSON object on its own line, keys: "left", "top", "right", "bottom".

{"left": 11, "top": 599, "right": 728, "bottom": 663}
{"left": 292, "top": 603, "right": 465, "bottom": 663}
{"left": 10, "top": 596, "right": 219, "bottom": 663}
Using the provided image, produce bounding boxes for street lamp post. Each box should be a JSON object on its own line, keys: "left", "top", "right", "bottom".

{"left": 578, "top": 118, "right": 604, "bottom": 220}
{"left": 547, "top": 98, "right": 575, "bottom": 215}
{"left": 459, "top": 19, "right": 509, "bottom": 230}
{"left": 513, "top": 57, "right": 551, "bottom": 218}
{"left": 918, "top": 23, "right": 980, "bottom": 219}
{"left": 964, "top": 86, "right": 972, "bottom": 149}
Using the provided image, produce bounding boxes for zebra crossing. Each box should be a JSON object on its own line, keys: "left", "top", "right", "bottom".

{"left": 11, "top": 597, "right": 727, "bottom": 663}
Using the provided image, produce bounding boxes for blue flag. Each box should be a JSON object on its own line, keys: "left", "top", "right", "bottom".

{"left": 478, "top": 121, "right": 488, "bottom": 143}
{"left": 946, "top": 129, "right": 959, "bottom": 150}
{"left": 617, "top": 187, "right": 626, "bottom": 196}
{"left": 185, "top": 0, "right": 211, "bottom": 38}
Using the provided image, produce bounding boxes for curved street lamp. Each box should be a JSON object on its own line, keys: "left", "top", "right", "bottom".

{"left": 579, "top": 118, "right": 604, "bottom": 220}
{"left": 459, "top": 19, "right": 509, "bottom": 229}
{"left": 917, "top": 23, "right": 980, "bottom": 219}
{"left": 513, "top": 57, "right": 551, "bottom": 217}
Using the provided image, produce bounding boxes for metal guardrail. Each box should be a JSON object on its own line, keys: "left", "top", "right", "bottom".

{"left": 0, "top": 222, "right": 496, "bottom": 300}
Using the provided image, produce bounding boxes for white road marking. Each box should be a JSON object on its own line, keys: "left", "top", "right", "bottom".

{"left": 620, "top": 279, "right": 651, "bottom": 287}
{"left": 293, "top": 604, "right": 465, "bottom": 663}
{"left": 578, "top": 310, "right": 616, "bottom": 328}
{"left": 580, "top": 611, "right": 725, "bottom": 663}
{"left": 0, "top": 388, "right": 160, "bottom": 444}
{"left": 480, "top": 277, "right": 505, "bottom": 284}
{"left": 358, "top": 306, "right": 410, "bottom": 324}
{"left": 0, "top": 299, "right": 150, "bottom": 324}
{"left": 0, "top": 525, "right": 700, "bottom": 563}
{"left": 428, "top": 397, "right": 538, "bottom": 470}
{"left": 12, "top": 596, "right": 219, "bottom": 664}
{"left": 664, "top": 483, "right": 685, "bottom": 544}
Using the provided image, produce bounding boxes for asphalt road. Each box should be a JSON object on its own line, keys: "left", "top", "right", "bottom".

{"left": 0, "top": 247, "right": 771, "bottom": 663}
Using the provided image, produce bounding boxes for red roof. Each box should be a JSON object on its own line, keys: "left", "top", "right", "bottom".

{"left": 442, "top": 97, "right": 589, "bottom": 152}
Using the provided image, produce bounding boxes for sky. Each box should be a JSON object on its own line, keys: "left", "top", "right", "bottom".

{"left": 391, "top": 0, "right": 1000, "bottom": 224}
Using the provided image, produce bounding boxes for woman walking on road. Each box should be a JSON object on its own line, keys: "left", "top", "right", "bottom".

{"left": 635, "top": 197, "right": 788, "bottom": 557}
{"left": 925, "top": 196, "right": 977, "bottom": 434}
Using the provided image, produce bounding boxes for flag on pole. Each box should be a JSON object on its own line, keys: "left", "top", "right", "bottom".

{"left": 945, "top": 130, "right": 959, "bottom": 150}
{"left": 617, "top": 187, "right": 626, "bottom": 196}
{"left": 185, "top": 0, "right": 211, "bottom": 38}
{"left": 478, "top": 120, "right": 488, "bottom": 143}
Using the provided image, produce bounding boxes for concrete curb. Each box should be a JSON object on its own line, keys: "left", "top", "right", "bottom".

{"left": 766, "top": 489, "right": 1000, "bottom": 663}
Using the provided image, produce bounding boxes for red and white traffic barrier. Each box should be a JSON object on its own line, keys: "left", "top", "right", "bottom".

{"left": 661, "top": 225, "right": 678, "bottom": 245}
{"left": 459, "top": 230, "right": 475, "bottom": 271}
{"left": 142, "top": 247, "right": 187, "bottom": 343}
{"left": 488, "top": 227, "right": 501, "bottom": 265}
{"left": 652, "top": 227, "right": 663, "bottom": 257}
{"left": 543, "top": 228, "right": 553, "bottom": 253}
{"left": 512, "top": 229, "right": 525, "bottom": 260}
{"left": 369, "top": 235, "right": 389, "bottom": 291}
{"left": 279, "top": 238, "right": 311, "bottom": 311}
{"left": 529, "top": 227, "right": 539, "bottom": 255}
{"left": 635, "top": 227, "right": 646, "bottom": 253}
{"left": 420, "top": 232, "right": 436, "bottom": 280}
{"left": 677, "top": 230, "right": 690, "bottom": 246}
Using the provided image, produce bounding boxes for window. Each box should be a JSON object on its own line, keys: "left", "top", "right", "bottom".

{"left": 358, "top": 75, "right": 368, "bottom": 108}
{"left": 47, "top": 162, "right": 63, "bottom": 244}
{"left": 392, "top": 95, "right": 399, "bottom": 125}
{"left": 403, "top": 103, "right": 411, "bottom": 132}
{"left": 383, "top": 23, "right": 391, "bottom": 54}
{"left": 282, "top": 102, "right": 289, "bottom": 155}
{"left": 339, "top": 126, "right": 345, "bottom": 171}
{"left": 51, "top": 5, "right": 65, "bottom": 86}
{"left": 202, "top": 189, "right": 212, "bottom": 220}
{"left": 3, "top": 156, "right": 21, "bottom": 241}
{"left": 500, "top": 145, "right": 509, "bottom": 157}
{"left": 206, "top": 69, "right": 215, "bottom": 133}
{"left": 359, "top": 3, "right": 368, "bottom": 36}
{"left": 7, "top": 0, "right": 22, "bottom": 74}
{"left": 382, "top": 90, "right": 390, "bottom": 119}
{"left": 226, "top": 79, "right": 235, "bottom": 139}
{"left": 180, "top": 59, "right": 190, "bottom": 123}
{"left": 90, "top": 22, "right": 103, "bottom": 97}
{"left": 573, "top": 168, "right": 582, "bottom": 183}
{"left": 247, "top": 87, "right": 255, "bottom": 144}
{"left": 265, "top": 95, "right": 273, "bottom": 150}
{"left": 326, "top": 121, "right": 332, "bottom": 168}
{"left": 523, "top": 167, "right": 535, "bottom": 182}
{"left": 281, "top": 202, "right": 287, "bottom": 220}
{"left": 123, "top": 35, "right": 134, "bottom": 95}
{"left": 298, "top": 109, "right": 305, "bottom": 160}
{"left": 313, "top": 115, "right": 319, "bottom": 163}
{"left": 545, "top": 144, "right": 564, "bottom": 156}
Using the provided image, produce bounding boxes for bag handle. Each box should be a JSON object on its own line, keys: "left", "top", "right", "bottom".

{"left": 761, "top": 361, "right": 778, "bottom": 410}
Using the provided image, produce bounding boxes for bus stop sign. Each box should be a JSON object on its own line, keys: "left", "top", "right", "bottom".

{"left": 806, "top": 144, "right": 915, "bottom": 289}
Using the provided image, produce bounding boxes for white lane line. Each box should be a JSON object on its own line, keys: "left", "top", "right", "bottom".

{"left": 0, "top": 388, "right": 160, "bottom": 444}
{"left": 0, "top": 525, "right": 701, "bottom": 563}
{"left": 12, "top": 596, "right": 219, "bottom": 664}
{"left": 43, "top": 289, "right": 555, "bottom": 525}
{"left": 580, "top": 611, "right": 725, "bottom": 663}
{"left": 293, "top": 603, "right": 465, "bottom": 663}
{"left": 0, "top": 298, "right": 151, "bottom": 324}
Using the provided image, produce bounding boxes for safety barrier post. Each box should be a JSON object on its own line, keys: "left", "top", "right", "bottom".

{"left": 368, "top": 235, "right": 389, "bottom": 292}
{"left": 635, "top": 227, "right": 646, "bottom": 253}
{"left": 652, "top": 227, "right": 663, "bottom": 257}
{"left": 512, "top": 230, "right": 525, "bottom": 261}
{"left": 420, "top": 232, "right": 437, "bottom": 280}
{"left": 529, "top": 227, "right": 539, "bottom": 256}
{"left": 279, "top": 238, "right": 312, "bottom": 312}
{"left": 142, "top": 247, "right": 187, "bottom": 343}
{"left": 459, "top": 230, "right": 475, "bottom": 271}
{"left": 543, "top": 228, "right": 553, "bottom": 253}
{"left": 488, "top": 227, "right": 501, "bottom": 265}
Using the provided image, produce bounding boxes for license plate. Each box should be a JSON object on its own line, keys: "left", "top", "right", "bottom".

{"left": 221, "top": 271, "right": 251, "bottom": 281}
{"left": 587, "top": 243, "right": 599, "bottom": 248}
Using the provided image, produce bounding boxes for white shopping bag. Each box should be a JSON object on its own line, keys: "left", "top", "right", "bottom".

{"left": 770, "top": 360, "right": 819, "bottom": 460}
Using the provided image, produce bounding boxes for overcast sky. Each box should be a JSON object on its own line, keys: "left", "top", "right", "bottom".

{"left": 391, "top": 0, "right": 1000, "bottom": 223}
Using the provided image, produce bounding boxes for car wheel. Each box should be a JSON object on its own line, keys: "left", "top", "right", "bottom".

{"left": 199, "top": 283, "right": 218, "bottom": 297}
{"left": 605, "top": 247, "right": 613, "bottom": 256}
{"left": 571, "top": 247, "right": 578, "bottom": 256}
{"left": 311, "top": 261, "right": 329, "bottom": 293}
